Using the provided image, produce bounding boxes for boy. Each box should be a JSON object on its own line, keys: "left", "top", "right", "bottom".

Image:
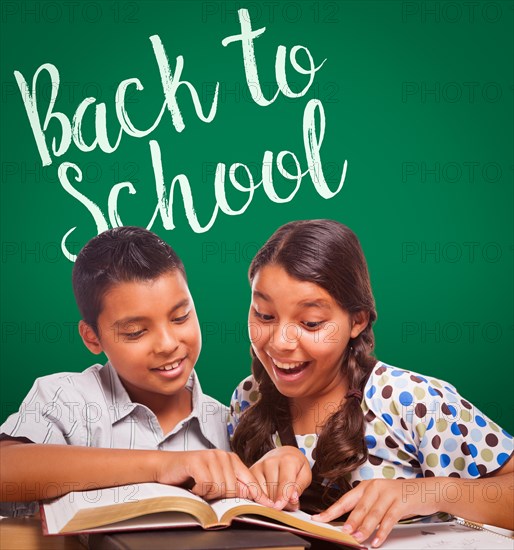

{"left": 0, "top": 227, "right": 268, "bottom": 515}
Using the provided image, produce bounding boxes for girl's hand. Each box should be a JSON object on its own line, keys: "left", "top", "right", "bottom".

{"left": 155, "top": 449, "right": 274, "bottom": 506}
{"left": 250, "top": 446, "right": 312, "bottom": 510}
{"left": 312, "top": 478, "right": 439, "bottom": 547}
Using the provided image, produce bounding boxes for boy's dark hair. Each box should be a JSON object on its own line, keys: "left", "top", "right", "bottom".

{"left": 72, "top": 226, "right": 185, "bottom": 334}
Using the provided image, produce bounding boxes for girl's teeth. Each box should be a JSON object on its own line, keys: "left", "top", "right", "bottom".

{"left": 274, "top": 360, "right": 305, "bottom": 370}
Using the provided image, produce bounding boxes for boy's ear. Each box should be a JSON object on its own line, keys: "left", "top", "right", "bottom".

{"left": 79, "top": 320, "right": 103, "bottom": 355}
{"left": 350, "top": 311, "right": 370, "bottom": 339}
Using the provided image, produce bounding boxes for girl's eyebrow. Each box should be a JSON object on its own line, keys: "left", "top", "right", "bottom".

{"left": 253, "top": 290, "right": 270, "bottom": 301}
{"left": 111, "top": 299, "right": 190, "bottom": 328}
{"left": 298, "top": 300, "right": 331, "bottom": 310}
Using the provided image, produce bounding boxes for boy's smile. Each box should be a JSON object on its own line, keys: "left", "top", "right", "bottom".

{"left": 80, "top": 270, "right": 201, "bottom": 414}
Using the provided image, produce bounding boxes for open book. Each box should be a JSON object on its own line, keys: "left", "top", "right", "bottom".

{"left": 40, "top": 482, "right": 364, "bottom": 548}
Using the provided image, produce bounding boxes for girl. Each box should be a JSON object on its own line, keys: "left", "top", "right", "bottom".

{"left": 228, "top": 219, "right": 513, "bottom": 548}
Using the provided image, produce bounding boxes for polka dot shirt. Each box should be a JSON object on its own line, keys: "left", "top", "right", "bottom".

{"left": 228, "top": 362, "right": 513, "bottom": 486}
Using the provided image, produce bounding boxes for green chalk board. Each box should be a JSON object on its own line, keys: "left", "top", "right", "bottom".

{"left": 1, "top": 0, "right": 512, "bottom": 433}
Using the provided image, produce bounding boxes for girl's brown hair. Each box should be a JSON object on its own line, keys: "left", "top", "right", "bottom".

{"left": 231, "top": 219, "right": 377, "bottom": 493}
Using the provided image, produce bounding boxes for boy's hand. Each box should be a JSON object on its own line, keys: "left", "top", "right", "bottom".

{"left": 155, "top": 450, "right": 274, "bottom": 506}
{"left": 249, "top": 446, "right": 312, "bottom": 511}
{"left": 312, "top": 478, "right": 439, "bottom": 547}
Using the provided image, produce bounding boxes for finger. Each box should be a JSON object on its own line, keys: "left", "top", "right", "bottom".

{"left": 347, "top": 499, "right": 391, "bottom": 544}
{"left": 273, "top": 461, "right": 302, "bottom": 510}
{"left": 312, "top": 485, "right": 364, "bottom": 522}
{"left": 250, "top": 468, "right": 274, "bottom": 506}
{"left": 236, "top": 459, "right": 274, "bottom": 506}
{"left": 370, "top": 505, "right": 402, "bottom": 548}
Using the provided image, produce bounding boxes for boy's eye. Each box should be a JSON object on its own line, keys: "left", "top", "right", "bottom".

{"left": 253, "top": 309, "right": 274, "bottom": 322}
{"left": 303, "top": 321, "right": 325, "bottom": 330}
{"left": 122, "top": 330, "right": 145, "bottom": 340}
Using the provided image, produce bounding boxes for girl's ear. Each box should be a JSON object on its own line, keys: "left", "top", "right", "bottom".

{"left": 350, "top": 311, "right": 370, "bottom": 339}
{"left": 79, "top": 320, "right": 104, "bottom": 355}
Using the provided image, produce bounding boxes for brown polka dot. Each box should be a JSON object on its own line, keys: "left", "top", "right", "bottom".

{"left": 400, "top": 418, "right": 408, "bottom": 430}
{"left": 485, "top": 434, "right": 498, "bottom": 447}
{"left": 415, "top": 403, "right": 427, "bottom": 418}
{"left": 477, "top": 464, "right": 487, "bottom": 476}
{"left": 461, "top": 399, "right": 472, "bottom": 410}
{"left": 424, "top": 470, "right": 435, "bottom": 477}
{"left": 432, "top": 435, "right": 441, "bottom": 449}
{"left": 449, "top": 472, "right": 461, "bottom": 478}
{"left": 230, "top": 405, "right": 235, "bottom": 414}
{"left": 461, "top": 442, "right": 471, "bottom": 456}
{"left": 376, "top": 366, "right": 387, "bottom": 375}
{"left": 409, "top": 458, "right": 420, "bottom": 468}
{"left": 441, "top": 403, "right": 451, "bottom": 416}
{"left": 243, "top": 380, "right": 253, "bottom": 391}
{"left": 385, "top": 436, "right": 399, "bottom": 449}
{"left": 432, "top": 388, "right": 443, "bottom": 398}
{"left": 458, "top": 424, "right": 468, "bottom": 437}
{"left": 410, "top": 375, "right": 424, "bottom": 383}
{"left": 352, "top": 480, "right": 361, "bottom": 487}
{"left": 382, "top": 385, "right": 393, "bottom": 399}
{"left": 369, "top": 455, "right": 383, "bottom": 466}
{"left": 365, "top": 410, "right": 376, "bottom": 422}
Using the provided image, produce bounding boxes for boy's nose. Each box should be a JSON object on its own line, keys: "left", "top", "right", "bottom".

{"left": 154, "top": 326, "right": 179, "bottom": 355}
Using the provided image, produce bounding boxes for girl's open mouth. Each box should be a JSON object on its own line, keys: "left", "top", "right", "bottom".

{"left": 271, "top": 358, "right": 310, "bottom": 378}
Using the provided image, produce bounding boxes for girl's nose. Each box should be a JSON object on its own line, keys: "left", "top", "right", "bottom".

{"left": 272, "top": 321, "right": 300, "bottom": 351}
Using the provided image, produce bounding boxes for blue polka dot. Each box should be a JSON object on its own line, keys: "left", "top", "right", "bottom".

{"left": 241, "top": 400, "right": 250, "bottom": 411}
{"left": 418, "top": 451, "right": 425, "bottom": 464}
{"left": 391, "top": 370, "right": 403, "bottom": 377}
{"left": 366, "top": 385, "right": 377, "bottom": 399}
{"left": 427, "top": 418, "right": 435, "bottom": 430}
{"left": 451, "top": 423, "right": 461, "bottom": 436}
{"left": 428, "top": 387, "right": 440, "bottom": 396}
{"left": 399, "top": 392, "right": 413, "bottom": 406}
{"left": 419, "top": 437, "right": 429, "bottom": 449}
{"left": 227, "top": 424, "right": 234, "bottom": 435}
{"left": 440, "top": 454, "right": 451, "bottom": 467}
{"left": 234, "top": 389, "right": 239, "bottom": 400}
{"left": 416, "top": 473, "right": 423, "bottom": 478}
{"left": 405, "top": 444, "right": 416, "bottom": 454}
{"left": 359, "top": 466, "right": 374, "bottom": 480}
{"left": 470, "top": 429, "right": 483, "bottom": 442}
{"left": 467, "top": 463, "right": 479, "bottom": 476}
{"left": 365, "top": 435, "right": 377, "bottom": 449}
{"left": 502, "top": 438, "right": 513, "bottom": 451}
{"left": 501, "top": 429, "right": 513, "bottom": 439}
{"left": 444, "top": 385, "right": 456, "bottom": 394}
{"left": 497, "top": 453, "right": 509, "bottom": 466}
{"left": 299, "top": 447, "right": 306, "bottom": 455}
{"left": 376, "top": 448, "right": 390, "bottom": 460}
{"left": 447, "top": 405, "right": 457, "bottom": 417}
{"left": 475, "top": 415, "right": 486, "bottom": 427}
{"left": 382, "top": 413, "right": 393, "bottom": 426}
{"left": 468, "top": 444, "right": 478, "bottom": 458}
{"left": 443, "top": 439, "right": 458, "bottom": 452}
{"left": 417, "top": 376, "right": 428, "bottom": 383}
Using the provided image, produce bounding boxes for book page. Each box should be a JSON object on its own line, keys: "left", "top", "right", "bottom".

{"left": 43, "top": 483, "right": 206, "bottom": 534}
{"left": 380, "top": 521, "right": 514, "bottom": 550}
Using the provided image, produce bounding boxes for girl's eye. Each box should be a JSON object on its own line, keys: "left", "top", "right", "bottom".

{"left": 303, "top": 321, "right": 325, "bottom": 330}
{"left": 254, "top": 309, "right": 274, "bottom": 322}
{"left": 173, "top": 312, "right": 190, "bottom": 323}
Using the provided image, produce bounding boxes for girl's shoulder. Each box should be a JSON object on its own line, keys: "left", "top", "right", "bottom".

{"left": 365, "top": 361, "right": 458, "bottom": 397}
